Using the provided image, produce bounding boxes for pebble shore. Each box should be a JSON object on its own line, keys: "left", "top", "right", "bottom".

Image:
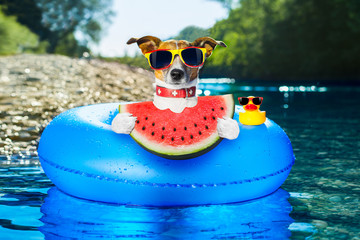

{"left": 0, "top": 54, "right": 154, "bottom": 158}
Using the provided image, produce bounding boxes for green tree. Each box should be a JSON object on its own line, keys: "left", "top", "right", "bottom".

{"left": 0, "top": 0, "right": 114, "bottom": 54}
{"left": 261, "top": 0, "right": 360, "bottom": 80}
{"left": 205, "top": 0, "right": 283, "bottom": 78}
{"left": 35, "top": 0, "right": 114, "bottom": 53}
{"left": 0, "top": 7, "right": 38, "bottom": 55}
{"left": 173, "top": 26, "right": 210, "bottom": 42}
{"left": 54, "top": 33, "right": 90, "bottom": 57}
{"left": 205, "top": 0, "right": 360, "bottom": 80}
{"left": 0, "top": 0, "right": 50, "bottom": 40}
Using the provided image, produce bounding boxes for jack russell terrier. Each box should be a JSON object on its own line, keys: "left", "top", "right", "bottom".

{"left": 112, "top": 36, "right": 239, "bottom": 140}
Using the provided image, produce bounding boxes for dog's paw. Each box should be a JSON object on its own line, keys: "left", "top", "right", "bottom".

{"left": 111, "top": 113, "right": 137, "bottom": 134}
{"left": 217, "top": 117, "right": 240, "bottom": 140}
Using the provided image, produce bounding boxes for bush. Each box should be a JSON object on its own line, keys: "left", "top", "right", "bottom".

{"left": 0, "top": 7, "right": 39, "bottom": 55}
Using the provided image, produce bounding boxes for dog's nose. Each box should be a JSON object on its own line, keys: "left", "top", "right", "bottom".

{"left": 170, "top": 69, "right": 184, "bottom": 81}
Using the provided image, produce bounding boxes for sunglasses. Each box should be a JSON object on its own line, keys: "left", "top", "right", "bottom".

{"left": 144, "top": 47, "right": 207, "bottom": 70}
{"left": 238, "top": 97, "right": 263, "bottom": 105}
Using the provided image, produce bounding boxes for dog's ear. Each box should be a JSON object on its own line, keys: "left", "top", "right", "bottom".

{"left": 191, "top": 37, "right": 227, "bottom": 57}
{"left": 127, "top": 36, "right": 162, "bottom": 55}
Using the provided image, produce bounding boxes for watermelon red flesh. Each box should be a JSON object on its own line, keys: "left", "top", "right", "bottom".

{"left": 119, "top": 94, "right": 235, "bottom": 159}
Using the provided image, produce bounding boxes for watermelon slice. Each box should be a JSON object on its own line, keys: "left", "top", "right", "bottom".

{"left": 119, "top": 94, "right": 235, "bottom": 159}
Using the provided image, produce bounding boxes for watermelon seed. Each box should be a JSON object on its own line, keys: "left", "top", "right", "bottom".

{"left": 162, "top": 127, "right": 165, "bottom": 130}
{"left": 152, "top": 122, "right": 155, "bottom": 126}
{"left": 211, "top": 108, "right": 215, "bottom": 111}
{"left": 136, "top": 120, "right": 140, "bottom": 124}
{"left": 212, "top": 116, "right": 216, "bottom": 120}
{"left": 142, "top": 126, "right": 146, "bottom": 130}
{"left": 190, "top": 135, "right": 193, "bottom": 139}
{"left": 151, "top": 132, "right": 155, "bottom": 136}
{"left": 199, "top": 131, "right": 202, "bottom": 135}
{"left": 181, "top": 136, "right": 184, "bottom": 141}
{"left": 171, "top": 137, "right": 174, "bottom": 141}
{"left": 173, "top": 128, "right": 176, "bottom": 132}
{"left": 194, "top": 123, "right": 197, "bottom": 127}
{"left": 205, "top": 125, "right": 209, "bottom": 129}
{"left": 161, "top": 135, "right": 164, "bottom": 139}
{"left": 220, "top": 107, "right": 224, "bottom": 110}
{"left": 204, "top": 116, "right": 207, "bottom": 120}
{"left": 184, "top": 126, "right": 187, "bottom": 130}
{"left": 145, "top": 117, "right": 148, "bottom": 120}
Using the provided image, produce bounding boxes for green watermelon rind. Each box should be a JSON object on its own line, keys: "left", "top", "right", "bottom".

{"left": 119, "top": 94, "right": 235, "bottom": 160}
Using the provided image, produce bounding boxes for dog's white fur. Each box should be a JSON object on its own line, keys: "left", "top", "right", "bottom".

{"left": 112, "top": 43, "right": 239, "bottom": 140}
{"left": 112, "top": 113, "right": 137, "bottom": 134}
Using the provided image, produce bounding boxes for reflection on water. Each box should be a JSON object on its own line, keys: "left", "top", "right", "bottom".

{"left": 39, "top": 187, "right": 293, "bottom": 239}
{"left": 0, "top": 164, "right": 52, "bottom": 239}
{"left": 1, "top": 79, "right": 359, "bottom": 239}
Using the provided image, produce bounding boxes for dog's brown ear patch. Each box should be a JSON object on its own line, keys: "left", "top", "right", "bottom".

{"left": 127, "top": 36, "right": 162, "bottom": 55}
{"left": 192, "top": 37, "right": 227, "bottom": 57}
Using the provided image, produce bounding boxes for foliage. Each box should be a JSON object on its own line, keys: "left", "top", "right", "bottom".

{"left": 0, "top": 7, "right": 39, "bottom": 55}
{"left": 205, "top": 0, "right": 360, "bottom": 80}
{"left": 172, "top": 26, "right": 210, "bottom": 42}
{"left": 0, "top": 0, "right": 114, "bottom": 54}
{"left": 34, "top": 0, "right": 114, "bottom": 53}
{"left": 54, "top": 33, "right": 90, "bottom": 57}
{"left": 0, "top": 0, "right": 50, "bottom": 39}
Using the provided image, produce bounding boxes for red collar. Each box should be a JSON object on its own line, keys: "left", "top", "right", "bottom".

{"left": 156, "top": 86, "right": 196, "bottom": 98}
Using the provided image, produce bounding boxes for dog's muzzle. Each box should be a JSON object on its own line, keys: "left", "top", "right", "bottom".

{"left": 170, "top": 69, "right": 184, "bottom": 81}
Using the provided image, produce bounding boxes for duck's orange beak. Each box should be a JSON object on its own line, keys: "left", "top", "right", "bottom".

{"left": 244, "top": 104, "right": 258, "bottom": 111}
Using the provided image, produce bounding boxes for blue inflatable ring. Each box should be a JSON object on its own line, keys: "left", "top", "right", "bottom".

{"left": 38, "top": 103, "right": 295, "bottom": 206}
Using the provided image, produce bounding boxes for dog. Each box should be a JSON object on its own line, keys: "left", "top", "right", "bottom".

{"left": 111, "top": 36, "right": 239, "bottom": 140}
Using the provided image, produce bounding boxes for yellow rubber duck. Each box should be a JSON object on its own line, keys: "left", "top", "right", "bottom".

{"left": 238, "top": 96, "right": 266, "bottom": 125}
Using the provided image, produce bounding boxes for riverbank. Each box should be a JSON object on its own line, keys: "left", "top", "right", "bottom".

{"left": 0, "top": 54, "right": 154, "bottom": 158}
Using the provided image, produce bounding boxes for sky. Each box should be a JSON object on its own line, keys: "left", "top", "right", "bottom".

{"left": 92, "top": 0, "right": 228, "bottom": 57}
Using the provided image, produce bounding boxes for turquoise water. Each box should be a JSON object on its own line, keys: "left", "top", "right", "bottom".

{"left": 1, "top": 81, "right": 359, "bottom": 239}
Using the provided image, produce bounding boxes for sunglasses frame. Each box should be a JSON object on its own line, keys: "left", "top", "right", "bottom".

{"left": 238, "top": 97, "right": 263, "bottom": 106}
{"left": 144, "top": 47, "right": 207, "bottom": 70}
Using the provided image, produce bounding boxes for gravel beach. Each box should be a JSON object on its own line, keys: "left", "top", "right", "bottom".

{"left": 0, "top": 54, "right": 154, "bottom": 158}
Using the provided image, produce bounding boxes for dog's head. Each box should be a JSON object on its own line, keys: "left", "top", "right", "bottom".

{"left": 127, "top": 36, "right": 226, "bottom": 86}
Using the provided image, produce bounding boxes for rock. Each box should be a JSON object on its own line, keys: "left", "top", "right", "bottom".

{"left": 0, "top": 54, "right": 154, "bottom": 157}
{"left": 26, "top": 76, "right": 41, "bottom": 82}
